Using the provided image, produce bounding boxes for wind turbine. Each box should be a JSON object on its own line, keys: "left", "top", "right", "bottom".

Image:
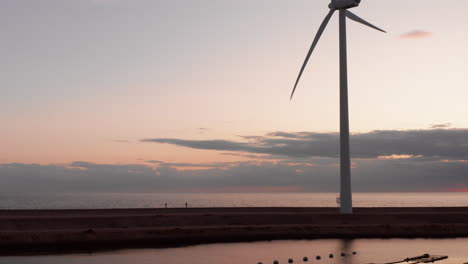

{"left": 290, "top": 0, "right": 386, "bottom": 214}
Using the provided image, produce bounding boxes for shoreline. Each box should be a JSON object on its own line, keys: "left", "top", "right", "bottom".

{"left": 1, "top": 207, "right": 468, "bottom": 255}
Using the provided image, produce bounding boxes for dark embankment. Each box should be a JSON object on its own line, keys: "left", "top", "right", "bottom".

{"left": 1, "top": 207, "right": 468, "bottom": 255}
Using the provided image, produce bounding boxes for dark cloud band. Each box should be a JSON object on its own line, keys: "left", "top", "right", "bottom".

{"left": 1, "top": 158, "right": 467, "bottom": 193}
{"left": 143, "top": 129, "right": 468, "bottom": 159}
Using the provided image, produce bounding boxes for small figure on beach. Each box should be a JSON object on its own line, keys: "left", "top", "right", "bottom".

{"left": 185, "top": 202, "right": 188, "bottom": 208}
{"left": 165, "top": 203, "right": 167, "bottom": 208}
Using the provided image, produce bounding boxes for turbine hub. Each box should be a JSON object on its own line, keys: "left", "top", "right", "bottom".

{"left": 329, "top": 0, "right": 361, "bottom": 9}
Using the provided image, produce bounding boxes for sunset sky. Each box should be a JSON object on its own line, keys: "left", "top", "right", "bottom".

{"left": 2, "top": 0, "right": 468, "bottom": 193}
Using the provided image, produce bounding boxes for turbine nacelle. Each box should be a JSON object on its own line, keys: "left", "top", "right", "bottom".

{"left": 329, "top": 0, "right": 361, "bottom": 9}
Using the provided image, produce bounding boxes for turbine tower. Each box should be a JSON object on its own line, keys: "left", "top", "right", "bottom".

{"left": 290, "top": 0, "right": 386, "bottom": 214}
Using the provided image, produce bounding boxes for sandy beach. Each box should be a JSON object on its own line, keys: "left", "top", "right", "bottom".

{"left": 1, "top": 207, "right": 468, "bottom": 255}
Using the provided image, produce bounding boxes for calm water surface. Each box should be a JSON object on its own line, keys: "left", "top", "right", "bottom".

{"left": 1, "top": 192, "right": 467, "bottom": 209}
{"left": 1, "top": 239, "right": 467, "bottom": 264}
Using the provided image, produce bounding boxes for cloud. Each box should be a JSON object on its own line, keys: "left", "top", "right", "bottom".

{"left": 1, "top": 157, "right": 467, "bottom": 193}
{"left": 220, "top": 152, "right": 278, "bottom": 160}
{"left": 142, "top": 129, "right": 468, "bottom": 160}
{"left": 146, "top": 160, "right": 232, "bottom": 168}
{"left": 113, "top": 139, "right": 130, "bottom": 143}
{"left": 197, "top": 127, "right": 209, "bottom": 135}
{"left": 431, "top": 123, "right": 451, "bottom": 129}
{"left": 146, "top": 160, "right": 163, "bottom": 164}
{"left": 3, "top": 128, "right": 468, "bottom": 194}
{"left": 400, "top": 30, "right": 433, "bottom": 39}
{"left": 141, "top": 138, "right": 253, "bottom": 152}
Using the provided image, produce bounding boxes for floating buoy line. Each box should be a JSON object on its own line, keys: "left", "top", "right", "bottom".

{"left": 257, "top": 251, "right": 357, "bottom": 264}
{"left": 257, "top": 253, "right": 449, "bottom": 264}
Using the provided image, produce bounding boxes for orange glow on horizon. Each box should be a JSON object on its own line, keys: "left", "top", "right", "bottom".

{"left": 377, "top": 155, "right": 420, "bottom": 160}
{"left": 445, "top": 188, "right": 468, "bottom": 192}
{"left": 168, "top": 186, "right": 306, "bottom": 193}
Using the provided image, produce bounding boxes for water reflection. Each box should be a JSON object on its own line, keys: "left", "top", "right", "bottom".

{"left": 1, "top": 239, "right": 468, "bottom": 264}
{"left": 339, "top": 239, "right": 354, "bottom": 264}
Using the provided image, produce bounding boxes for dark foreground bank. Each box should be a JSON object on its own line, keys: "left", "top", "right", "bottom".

{"left": 1, "top": 207, "right": 467, "bottom": 255}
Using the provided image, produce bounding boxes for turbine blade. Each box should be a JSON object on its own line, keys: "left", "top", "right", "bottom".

{"left": 290, "top": 9, "right": 335, "bottom": 100}
{"left": 345, "top": 10, "right": 386, "bottom": 33}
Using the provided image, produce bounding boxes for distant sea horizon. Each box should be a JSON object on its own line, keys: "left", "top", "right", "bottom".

{"left": 1, "top": 192, "right": 467, "bottom": 210}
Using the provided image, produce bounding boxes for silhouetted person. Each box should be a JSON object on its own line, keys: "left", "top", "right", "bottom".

{"left": 165, "top": 203, "right": 167, "bottom": 208}
{"left": 185, "top": 202, "right": 188, "bottom": 208}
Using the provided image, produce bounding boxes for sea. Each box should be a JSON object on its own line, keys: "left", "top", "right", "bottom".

{"left": 0, "top": 192, "right": 467, "bottom": 209}
{"left": 1, "top": 193, "right": 467, "bottom": 263}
